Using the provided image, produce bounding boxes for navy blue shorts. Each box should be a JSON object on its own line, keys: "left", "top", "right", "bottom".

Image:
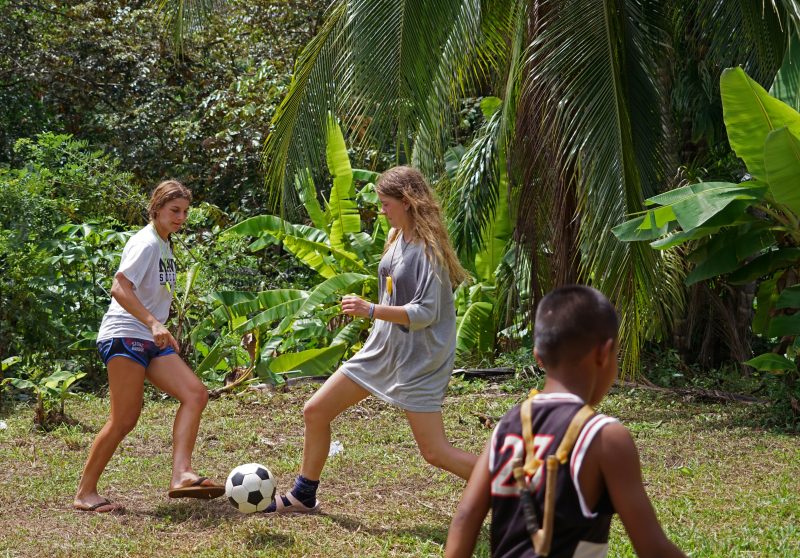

{"left": 97, "top": 337, "right": 175, "bottom": 368}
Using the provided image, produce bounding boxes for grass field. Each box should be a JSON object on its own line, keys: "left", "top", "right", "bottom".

{"left": 0, "top": 377, "right": 798, "bottom": 557}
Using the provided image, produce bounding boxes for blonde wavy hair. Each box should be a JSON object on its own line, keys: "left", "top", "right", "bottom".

{"left": 376, "top": 166, "right": 468, "bottom": 286}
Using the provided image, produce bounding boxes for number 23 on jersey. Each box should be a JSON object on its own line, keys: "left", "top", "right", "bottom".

{"left": 489, "top": 433, "right": 554, "bottom": 496}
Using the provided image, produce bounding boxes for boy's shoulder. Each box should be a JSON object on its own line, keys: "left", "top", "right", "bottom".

{"left": 493, "top": 392, "right": 624, "bottom": 452}
{"left": 497, "top": 392, "right": 587, "bottom": 422}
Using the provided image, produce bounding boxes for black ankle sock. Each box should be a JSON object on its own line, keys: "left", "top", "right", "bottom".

{"left": 289, "top": 475, "right": 319, "bottom": 507}
{"left": 265, "top": 475, "right": 319, "bottom": 512}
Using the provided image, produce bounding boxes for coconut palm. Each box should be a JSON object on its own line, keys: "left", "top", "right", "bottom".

{"left": 156, "top": 0, "right": 799, "bottom": 374}
{"left": 252, "top": 0, "right": 800, "bottom": 375}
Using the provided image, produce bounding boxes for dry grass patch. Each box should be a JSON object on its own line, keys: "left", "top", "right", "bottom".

{"left": 0, "top": 381, "right": 797, "bottom": 557}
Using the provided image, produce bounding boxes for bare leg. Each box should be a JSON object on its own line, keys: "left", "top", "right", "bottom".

{"left": 405, "top": 410, "right": 477, "bottom": 480}
{"left": 74, "top": 357, "right": 145, "bottom": 510}
{"left": 300, "top": 371, "right": 370, "bottom": 480}
{"left": 145, "top": 353, "right": 211, "bottom": 489}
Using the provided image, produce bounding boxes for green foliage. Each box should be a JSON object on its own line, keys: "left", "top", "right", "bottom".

{"left": 0, "top": 0, "right": 326, "bottom": 211}
{"left": 447, "top": 134, "right": 525, "bottom": 361}
{"left": 615, "top": 67, "right": 800, "bottom": 411}
{"left": 0, "top": 134, "right": 142, "bottom": 384}
{"left": 2, "top": 367, "right": 86, "bottom": 430}
{"left": 193, "top": 117, "right": 383, "bottom": 384}
{"left": 260, "top": 0, "right": 797, "bottom": 378}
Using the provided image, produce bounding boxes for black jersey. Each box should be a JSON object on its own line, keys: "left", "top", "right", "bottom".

{"left": 489, "top": 393, "right": 617, "bottom": 558}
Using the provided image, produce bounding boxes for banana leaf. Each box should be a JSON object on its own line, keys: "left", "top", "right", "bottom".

{"left": 745, "top": 352, "right": 795, "bottom": 372}
{"left": 295, "top": 169, "right": 327, "bottom": 230}
{"left": 728, "top": 248, "right": 800, "bottom": 284}
{"left": 456, "top": 301, "right": 494, "bottom": 355}
{"left": 227, "top": 289, "right": 309, "bottom": 318}
{"left": 775, "top": 284, "right": 800, "bottom": 309}
{"left": 331, "top": 319, "right": 369, "bottom": 346}
{"left": 276, "top": 273, "right": 373, "bottom": 334}
{"left": 767, "top": 313, "right": 800, "bottom": 337}
{"left": 326, "top": 113, "right": 359, "bottom": 253}
{"left": 269, "top": 343, "right": 347, "bottom": 377}
{"left": 721, "top": 66, "right": 800, "bottom": 182}
{"left": 613, "top": 182, "right": 764, "bottom": 241}
{"left": 684, "top": 245, "right": 739, "bottom": 285}
{"left": 235, "top": 298, "right": 309, "bottom": 334}
{"left": 753, "top": 277, "right": 780, "bottom": 335}
{"left": 764, "top": 127, "right": 800, "bottom": 216}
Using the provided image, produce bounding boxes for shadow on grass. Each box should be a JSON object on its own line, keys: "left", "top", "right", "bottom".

{"left": 324, "top": 512, "right": 449, "bottom": 545}
{"left": 145, "top": 499, "right": 238, "bottom": 522}
{"left": 605, "top": 388, "right": 797, "bottom": 433}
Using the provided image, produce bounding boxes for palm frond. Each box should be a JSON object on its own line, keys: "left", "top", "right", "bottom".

{"left": 449, "top": 0, "right": 525, "bottom": 258}
{"left": 518, "top": 0, "right": 685, "bottom": 376}
{"left": 262, "top": 1, "right": 346, "bottom": 213}
{"left": 697, "top": 0, "right": 787, "bottom": 85}
{"left": 262, "top": 0, "right": 501, "bottom": 211}
{"left": 153, "top": 0, "right": 220, "bottom": 56}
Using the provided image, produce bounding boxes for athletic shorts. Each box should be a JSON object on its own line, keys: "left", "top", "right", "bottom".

{"left": 97, "top": 337, "right": 175, "bottom": 368}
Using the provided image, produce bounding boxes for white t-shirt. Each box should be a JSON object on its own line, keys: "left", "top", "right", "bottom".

{"left": 97, "top": 223, "right": 176, "bottom": 342}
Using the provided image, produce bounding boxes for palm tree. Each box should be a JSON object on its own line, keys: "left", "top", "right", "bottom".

{"left": 153, "top": 0, "right": 219, "bottom": 56}
{"left": 163, "top": 0, "right": 795, "bottom": 375}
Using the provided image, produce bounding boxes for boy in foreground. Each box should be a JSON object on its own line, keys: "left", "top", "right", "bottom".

{"left": 445, "top": 286, "right": 685, "bottom": 557}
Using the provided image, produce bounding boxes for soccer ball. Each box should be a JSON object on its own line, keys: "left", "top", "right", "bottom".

{"left": 225, "top": 463, "right": 276, "bottom": 513}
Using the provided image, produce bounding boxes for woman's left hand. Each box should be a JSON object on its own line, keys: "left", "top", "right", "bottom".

{"left": 341, "top": 295, "right": 370, "bottom": 318}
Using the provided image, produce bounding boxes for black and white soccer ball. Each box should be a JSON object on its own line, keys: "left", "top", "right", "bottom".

{"left": 225, "top": 463, "right": 276, "bottom": 513}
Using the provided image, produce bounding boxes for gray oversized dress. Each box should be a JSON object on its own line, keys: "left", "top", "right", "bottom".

{"left": 339, "top": 233, "right": 456, "bottom": 412}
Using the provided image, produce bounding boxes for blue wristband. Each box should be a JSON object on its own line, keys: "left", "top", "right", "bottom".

{"left": 369, "top": 303, "right": 375, "bottom": 320}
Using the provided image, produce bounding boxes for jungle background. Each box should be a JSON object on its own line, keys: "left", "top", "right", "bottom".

{"left": 1, "top": 1, "right": 799, "bottom": 556}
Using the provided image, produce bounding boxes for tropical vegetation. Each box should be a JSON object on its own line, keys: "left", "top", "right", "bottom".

{"left": 615, "top": 65, "right": 800, "bottom": 410}
{"left": 2, "top": 0, "right": 800, "bottom": 427}
{"left": 258, "top": 0, "right": 800, "bottom": 376}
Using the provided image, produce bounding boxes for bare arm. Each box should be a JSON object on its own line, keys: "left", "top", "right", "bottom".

{"left": 597, "top": 423, "right": 685, "bottom": 558}
{"left": 110, "top": 272, "right": 179, "bottom": 351}
{"left": 341, "top": 295, "right": 410, "bottom": 326}
{"left": 445, "top": 443, "right": 491, "bottom": 558}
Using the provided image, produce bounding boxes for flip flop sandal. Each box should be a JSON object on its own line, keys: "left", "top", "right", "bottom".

{"left": 74, "top": 499, "right": 125, "bottom": 514}
{"left": 168, "top": 476, "right": 225, "bottom": 499}
{"left": 265, "top": 492, "right": 321, "bottom": 514}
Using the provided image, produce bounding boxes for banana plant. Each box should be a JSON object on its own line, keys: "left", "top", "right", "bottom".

{"left": 2, "top": 367, "right": 86, "bottom": 428}
{"left": 450, "top": 97, "right": 521, "bottom": 358}
{"left": 614, "top": 65, "right": 800, "bottom": 393}
{"left": 192, "top": 114, "right": 384, "bottom": 384}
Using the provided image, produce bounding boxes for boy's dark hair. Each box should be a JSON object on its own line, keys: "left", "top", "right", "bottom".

{"left": 534, "top": 285, "right": 619, "bottom": 367}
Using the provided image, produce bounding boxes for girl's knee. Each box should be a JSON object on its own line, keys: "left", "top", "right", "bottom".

{"left": 186, "top": 386, "right": 209, "bottom": 409}
{"left": 108, "top": 414, "right": 140, "bottom": 437}
{"left": 174, "top": 381, "right": 208, "bottom": 409}
{"left": 418, "top": 443, "right": 446, "bottom": 469}
{"left": 303, "top": 399, "right": 330, "bottom": 427}
{"left": 417, "top": 435, "right": 460, "bottom": 470}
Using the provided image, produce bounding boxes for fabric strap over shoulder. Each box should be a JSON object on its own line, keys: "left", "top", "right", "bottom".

{"left": 513, "top": 390, "right": 595, "bottom": 557}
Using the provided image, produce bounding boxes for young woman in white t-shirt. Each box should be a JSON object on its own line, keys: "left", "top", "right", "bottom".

{"left": 73, "top": 180, "right": 223, "bottom": 513}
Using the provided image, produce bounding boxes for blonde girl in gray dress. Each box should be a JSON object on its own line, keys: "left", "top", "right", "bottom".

{"left": 266, "top": 166, "right": 478, "bottom": 513}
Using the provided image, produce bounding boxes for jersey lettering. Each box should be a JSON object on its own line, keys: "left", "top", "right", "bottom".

{"left": 490, "top": 433, "right": 554, "bottom": 497}
{"left": 158, "top": 258, "right": 176, "bottom": 286}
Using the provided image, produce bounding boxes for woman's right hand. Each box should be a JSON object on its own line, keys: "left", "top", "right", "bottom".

{"left": 341, "top": 295, "right": 371, "bottom": 318}
{"left": 151, "top": 322, "right": 180, "bottom": 352}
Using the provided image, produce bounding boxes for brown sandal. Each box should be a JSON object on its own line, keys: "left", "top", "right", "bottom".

{"left": 74, "top": 499, "right": 125, "bottom": 513}
{"left": 264, "top": 492, "right": 321, "bottom": 514}
{"left": 167, "top": 476, "right": 225, "bottom": 499}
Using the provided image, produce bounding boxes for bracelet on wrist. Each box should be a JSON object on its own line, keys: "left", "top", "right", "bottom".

{"left": 368, "top": 303, "right": 375, "bottom": 320}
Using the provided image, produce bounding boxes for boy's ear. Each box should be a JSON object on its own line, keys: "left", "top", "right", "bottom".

{"left": 533, "top": 348, "right": 545, "bottom": 368}
{"left": 595, "top": 338, "right": 615, "bottom": 367}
